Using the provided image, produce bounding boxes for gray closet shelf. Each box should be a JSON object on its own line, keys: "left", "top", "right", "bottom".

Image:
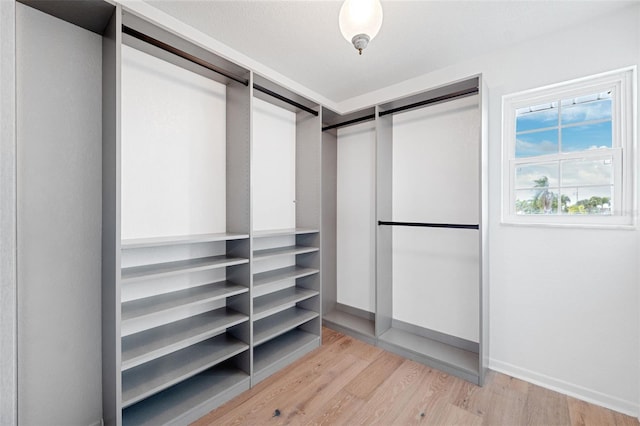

{"left": 121, "top": 232, "right": 249, "bottom": 249}
{"left": 378, "top": 328, "right": 479, "bottom": 380}
{"left": 122, "top": 364, "right": 250, "bottom": 426}
{"left": 253, "top": 228, "right": 319, "bottom": 238}
{"left": 253, "top": 265, "right": 319, "bottom": 288}
{"left": 253, "top": 307, "right": 319, "bottom": 346}
{"left": 122, "top": 334, "right": 249, "bottom": 408}
{"left": 121, "top": 281, "right": 247, "bottom": 336}
{"left": 253, "top": 287, "right": 319, "bottom": 321}
{"left": 121, "top": 307, "right": 248, "bottom": 371}
{"left": 253, "top": 329, "right": 319, "bottom": 383}
{"left": 323, "top": 309, "right": 375, "bottom": 341}
{"left": 253, "top": 245, "right": 319, "bottom": 260}
{"left": 121, "top": 255, "right": 248, "bottom": 283}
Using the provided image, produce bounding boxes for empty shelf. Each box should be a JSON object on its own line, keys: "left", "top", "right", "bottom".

{"left": 253, "top": 329, "right": 319, "bottom": 375}
{"left": 121, "top": 281, "right": 247, "bottom": 336}
{"left": 253, "top": 265, "right": 319, "bottom": 288}
{"left": 379, "top": 327, "right": 479, "bottom": 377}
{"left": 122, "top": 364, "right": 250, "bottom": 426}
{"left": 253, "top": 307, "right": 318, "bottom": 346}
{"left": 323, "top": 309, "right": 375, "bottom": 338}
{"left": 122, "top": 334, "right": 248, "bottom": 408}
{"left": 122, "top": 308, "right": 248, "bottom": 371}
{"left": 121, "top": 233, "right": 249, "bottom": 249}
{"left": 121, "top": 255, "right": 248, "bottom": 283}
{"left": 253, "top": 245, "right": 319, "bottom": 260}
{"left": 253, "top": 228, "right": 319, "bottom": 238}
{"left": 253, "top": 287, "right": 318, "bottom": 321}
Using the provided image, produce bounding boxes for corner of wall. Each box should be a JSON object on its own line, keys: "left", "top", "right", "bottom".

{"left": 0, "top": 1, "right": 18, "bottom": 425}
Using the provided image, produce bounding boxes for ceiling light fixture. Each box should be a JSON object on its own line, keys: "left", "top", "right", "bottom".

{"left": 339, "top": 0, "right": 383, "bottom": 55}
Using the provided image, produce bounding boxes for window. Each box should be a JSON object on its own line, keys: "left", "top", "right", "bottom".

{"left": 502, "top": 68, "right": 635, "bottom": 227}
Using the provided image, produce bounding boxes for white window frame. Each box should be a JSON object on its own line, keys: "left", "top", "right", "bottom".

{"left": 502, "top": 67, "right": 636, "bottom": 228}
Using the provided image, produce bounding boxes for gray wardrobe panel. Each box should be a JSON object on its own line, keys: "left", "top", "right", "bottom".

{"left": 295, "top": 111, "right": 322, "bottom": 230}
{"left": 321, "top": 129, "right": 337, "bottom": 316}
{"left": 478, "top": 77, "right": 490, "bottom": 384}
{"left": 102, "top": 7, "right": 122, "bottom": 425}
{"left": 0, "top": 1, "right": 17, "bottom": 425}
{"left": 375, "top": 111, "right": 393, "bottom": 336}
{"left": 226, "top": 78, "right": 252, "bottom": 235}
{"left": 17, "top": 4, "right": 103, "bottom": 425}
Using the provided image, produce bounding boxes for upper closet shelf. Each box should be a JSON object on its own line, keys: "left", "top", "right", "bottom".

{"left": 121, "top": 255, "right": 248, "bottom": 283}
{"left": 253, "top": 265, "right": 319, "bottom": 288}
{"left": 121, "top": 233, "right": 249, "bottom": 250}
{"left": 253, "top": 245, "right": 319, "bottom": 260}
{"left": 253, "top": 228, "right": 319, "bottom": 238}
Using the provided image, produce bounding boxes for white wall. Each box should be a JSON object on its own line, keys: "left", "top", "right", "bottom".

{"left": 121, "top": 44, "right": 227, "bottom": 239}
{"left": 0, "top": 1, "right": 17, "bottom": 424}
{"left": 252, "top": 97, "right": 296, "bottom": 231}
{"left": 391, "top": 96, "right": 480, "bottom": 342}
{"left": 353, "top": 4, "right": 639, "bottom": 415}
{"left": 336, "top": 122, "right": 376, "bottom": 312}
{"left": 485, "top": 8, "right": 639, "bottom": 415}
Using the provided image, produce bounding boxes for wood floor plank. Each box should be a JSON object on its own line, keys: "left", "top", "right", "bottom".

{"left": 304, "top": 389, "right": 366, "bottom": 426}
{"left": 522, "top": 383, "right": 571, "bottom": 426}
{"left": 345, "top": 359, "right": 426, "bottom": 425}
{"left": 342, "top": 350, "right": 404, "bottom": 400}
{"left": 568, "top": 396, "right": 617, "bottom": 426}
{"left": 453, "top": 369, "right": 529, "bottom": 424}
{"left": 614, "top": 410, "right": 640, "bottom": 426}
{"left": 272, "top": 355, "right": 369, "bottom": 425}
{"left": 428, "top": 402, "right": 484, "bottom": 426}
{"left": 212, "top": 353, "right": 364, "bottom": 425}
{"left": 192, "top": 328, "right": 639, "bottom": 426}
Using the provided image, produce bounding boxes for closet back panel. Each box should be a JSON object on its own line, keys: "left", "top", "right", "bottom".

{"left": 391, "top": 95, "right": 480, "bottom": 342}
{"left": 16, "top": 4, "right": 103, "bottom": 424}
{"left": 336, "top": 122, "right": 376, "bottom": 313}
{"left": 252, "top": 97, "right": 296, "bottom": 231}
{"left": 121, "top": 44, "right": 227, "bottom": 239}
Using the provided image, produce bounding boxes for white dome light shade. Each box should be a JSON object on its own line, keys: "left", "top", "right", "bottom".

{"left": 339, "top": 0, "right": 383, "bottom": 54}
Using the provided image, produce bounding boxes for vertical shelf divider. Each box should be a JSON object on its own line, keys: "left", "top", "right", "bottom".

{"left": 102, "top": 5, "right": 123, "bottom": 426}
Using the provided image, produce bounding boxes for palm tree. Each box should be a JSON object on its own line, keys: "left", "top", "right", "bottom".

{"left": 533, "top": 176, "right": 553, "bottom": 213}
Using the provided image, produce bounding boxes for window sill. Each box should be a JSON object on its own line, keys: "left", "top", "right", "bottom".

{"left": 500, "top": 218, "right": 637, "bottom": 231}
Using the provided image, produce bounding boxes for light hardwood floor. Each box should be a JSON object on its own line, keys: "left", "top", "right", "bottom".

{"left": 194, "top": 328, "right": 639, "bottom": 425}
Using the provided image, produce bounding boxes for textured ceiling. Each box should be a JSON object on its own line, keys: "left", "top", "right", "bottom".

{"left": 146, "top": 0, "right": 635, "bottom": 104}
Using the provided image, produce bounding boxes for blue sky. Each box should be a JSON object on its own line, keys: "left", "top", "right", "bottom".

{"left": 515, "top": 97, "right": 612, "bottom": 158}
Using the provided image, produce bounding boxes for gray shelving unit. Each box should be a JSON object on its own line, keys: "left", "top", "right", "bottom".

{"left": 321, "top": 78, "right": 489, "bottom": 386}
{"left": 100, "top": 9, "right": 255, "bottom": 425}
{"left": 118, "top": 235, "right": 252, "bottom": 424}
{"left": 321, "top": 107, "right": 378, "bottom": 346}
{"left": 251, "top": 76, "right": 323, "bottom": 385}
{"left": 250, "top": 227, "right": 322, "bottom": 385}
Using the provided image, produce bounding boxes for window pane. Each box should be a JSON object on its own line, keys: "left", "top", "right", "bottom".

{"left": 561, "top": 157, "right": 613, "bottom": 187}
{"left": 561, "top": 98, "right": 611, "bottom": 125}
{"left": 515, "top": 162, "right": 558, "bottom": 189}
{"left": 515, "top": 129, "right": 558, "bottom": 158}
{"left": 561, "top": 185, "right": 613, "bottom": 215}
{"left": 515, "top": 188, "right": 559, "bottom": 215}
{"left": 561, "top": 121, "right": 612, "bottom": 152}
{"left": 516, "top": 104, "right": 558, "bottom": 132}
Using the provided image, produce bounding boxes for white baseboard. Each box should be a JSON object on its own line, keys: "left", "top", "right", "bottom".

{"left": 489, "top": 358, "right": 639, "bottom": 418}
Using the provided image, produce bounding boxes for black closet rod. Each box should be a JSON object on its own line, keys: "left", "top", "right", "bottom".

{"left": 322, "top": 113, "right": 376, "bottom": 132}
{"left": 253, "top": 84, "right": 319, "bottom": 116}
{"left": 122, "top": 25, "right": 250, "bottom": 87}
{"left": 378, "top": 87, "right": 479, "bottom": 117}
{"left": 378, "top": 220, "right": 479, "bottom": 230}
